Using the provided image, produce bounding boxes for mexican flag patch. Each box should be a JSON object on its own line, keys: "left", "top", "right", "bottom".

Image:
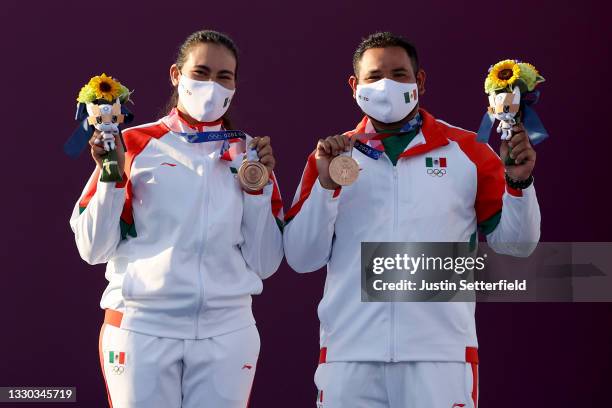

{"left": 108, "top": 351, "right": 125, "bottom": 365}
{"left": 425, "top": 157, "right": 447, "bottom": 168}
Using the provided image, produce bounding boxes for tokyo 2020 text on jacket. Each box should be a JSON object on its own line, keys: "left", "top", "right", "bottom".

{"left": 70, "top": 108, "right": 284, "bottom": 340}
{"left": 283, "top": 108, "right": 541, "bottom": 363}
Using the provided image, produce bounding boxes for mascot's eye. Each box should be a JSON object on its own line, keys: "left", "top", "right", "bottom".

{"left": 503, "top": 106, "right": 510, "bottom": 113}
{"left": 96, "top": 117, "right": 103, "bottom": 124}
{"left": 112, "top": 115, "right": 118, "bottom": 123}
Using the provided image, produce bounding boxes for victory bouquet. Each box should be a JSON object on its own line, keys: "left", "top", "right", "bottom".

{"left": 64, "top": 74, "right": 134, "bottom": 181}
{"left": 476, "top": 59, "right": 548, "bottom": 164}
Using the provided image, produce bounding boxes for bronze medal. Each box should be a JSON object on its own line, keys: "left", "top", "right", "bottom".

{"left": 238, "top": 160, "right": 269, "bottom": 192}
{"left": 329, "top": 155, "right": 359, "bottom": 186}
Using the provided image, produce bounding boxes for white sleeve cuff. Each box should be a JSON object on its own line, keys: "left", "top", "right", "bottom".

{"left": 311, "top": 178, "right": 342, "bottom": 201}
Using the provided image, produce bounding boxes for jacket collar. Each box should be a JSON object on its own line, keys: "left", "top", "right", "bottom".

{"left": 161, "top": 108, "right": 224, "bottom": 134}
{"left": 351, "top": 108, "right": 449, "bottom": 158}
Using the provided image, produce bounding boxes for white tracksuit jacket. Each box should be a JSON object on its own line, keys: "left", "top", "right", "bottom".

{"left": 283, "top": 109, "right": 541, "bottom": 363}
{"left": 70, "top": 108, "right": 284, "bottom": 340}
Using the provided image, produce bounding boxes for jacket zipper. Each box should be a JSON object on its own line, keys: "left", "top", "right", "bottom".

{"left": 194, "top": 151, "right": 210, "bottom": 338}
{"left": 390, "top": 164, "right": 399, "bottom": 362}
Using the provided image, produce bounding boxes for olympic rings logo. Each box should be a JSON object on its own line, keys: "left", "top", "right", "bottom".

{"left": 112, "top": 365, "right": 125, "bottom": 375}
{"left": 427, "top": 168, "right": 447, "bottom": 177}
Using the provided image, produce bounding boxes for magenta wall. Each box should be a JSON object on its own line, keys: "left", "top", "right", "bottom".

{"left": 1, "top": 0, "right": 610, "bottom": 406}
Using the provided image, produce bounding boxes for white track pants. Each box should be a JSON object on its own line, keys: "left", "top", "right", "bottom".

{"left": 314, "top": 358, "right": 478, "bottom": 408}
{"left": 98, "top": 310, "right": 259, "bottom": 408}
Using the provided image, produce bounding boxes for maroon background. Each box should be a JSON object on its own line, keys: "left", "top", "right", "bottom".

{"left": 1, "top": 0, "right": 611, "bottom": 406}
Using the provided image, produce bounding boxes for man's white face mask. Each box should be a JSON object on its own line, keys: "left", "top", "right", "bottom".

{"left": 178, "top": 74, "right": 235, "bottom": 122}
{"left": 355, "top": 78, "right": 418, "bottom": 124}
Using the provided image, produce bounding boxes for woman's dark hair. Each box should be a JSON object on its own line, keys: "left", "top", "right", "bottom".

{"left": 164, "top": 30, "right": 239, "bottom": 128}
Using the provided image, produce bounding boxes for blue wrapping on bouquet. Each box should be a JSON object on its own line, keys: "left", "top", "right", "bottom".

{"left": 63, "top": 103, "right": 133, "bottom": 158}
{"left": 476, "top": 90, "right": 548, "bottom": 146}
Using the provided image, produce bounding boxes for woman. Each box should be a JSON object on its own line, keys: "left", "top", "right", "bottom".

{"left": 69, "top": 30, "right": 284, "bottom": 408}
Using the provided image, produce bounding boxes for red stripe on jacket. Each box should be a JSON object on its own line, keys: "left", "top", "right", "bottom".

{"left": 442, "top": 123, "right": 504, "bottom": 223}
{"left": 269, "top": 172, "right": 284, "bottom": 219}
{"left": 249, "top": 171, "right": 284, "bottom": 219}
{"left": 285, "top": 152, "right": 320, "bottom": 222}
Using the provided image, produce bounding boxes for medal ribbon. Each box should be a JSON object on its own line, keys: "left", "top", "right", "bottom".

{"left": 172, "top": 130, "right": 257, "bottom": 162}
{"left": 349, "top": 114, "right": 423, "bottom": 160}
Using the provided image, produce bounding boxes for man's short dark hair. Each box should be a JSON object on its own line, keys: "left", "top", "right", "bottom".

{"left": 352, "top": 32, "right": 419, "bottom": 76}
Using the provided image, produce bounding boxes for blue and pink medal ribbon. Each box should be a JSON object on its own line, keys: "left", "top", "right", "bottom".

{"left": 350, "top": 114, "right": 423, "bottom": 160}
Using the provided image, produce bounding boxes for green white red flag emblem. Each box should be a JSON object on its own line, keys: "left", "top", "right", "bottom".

{"left": 108, "top": 351, "right": 125, "bottom": 365}
{"left": 425, "top": 157, "right": 447, "bottom": 168}
{"left": 404, "top": 89, "right": 418, "bottom": 103}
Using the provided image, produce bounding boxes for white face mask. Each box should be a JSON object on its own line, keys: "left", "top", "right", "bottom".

{"left": 178, "top": 75, "right": 235, "bottom": 122}
{"left": 355, "top": 78, "right": 419, "bottom": 124}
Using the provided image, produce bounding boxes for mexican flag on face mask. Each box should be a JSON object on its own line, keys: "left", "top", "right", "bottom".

{"left": 404, "top": 88, "right": 418, "bottom": 104}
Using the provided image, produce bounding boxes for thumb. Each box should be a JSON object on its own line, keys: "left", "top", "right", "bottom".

{"left": 500, "top": 140, "right": 509, "bottom": 160}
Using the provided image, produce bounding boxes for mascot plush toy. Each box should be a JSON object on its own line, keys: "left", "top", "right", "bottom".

{"left": 476, "top": 60, "right": 547, "bottom": 165}
{"left": 64, "top": 74, "right": 133, "bottom": 182}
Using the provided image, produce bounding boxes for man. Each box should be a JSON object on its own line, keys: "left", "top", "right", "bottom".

{"left": 283, "top": 32, "right": 540, "bottom": 408}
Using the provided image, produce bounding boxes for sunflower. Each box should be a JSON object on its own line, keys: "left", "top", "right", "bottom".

{"left": 77, "top": 73, "right": 125, "bottom": 103}
{"left": 485, "top": 59, "right": 521, "bottom": 93}
{"left": 90, "top": 73, "right": 121, "bottom": 102}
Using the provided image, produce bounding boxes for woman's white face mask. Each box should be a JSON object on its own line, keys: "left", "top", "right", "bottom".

{"left": 178, "top": 74, "right": 236, "bottom": 122}
{"left": 355, "top": 78, "right": 418, "bottom": 124}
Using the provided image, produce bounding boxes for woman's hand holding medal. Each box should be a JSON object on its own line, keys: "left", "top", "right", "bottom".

{"left": 250, "top": 136, "right": 275, "bottom": 173}
{"left": 239, "top": 136, "right": 276, "bottom": 193}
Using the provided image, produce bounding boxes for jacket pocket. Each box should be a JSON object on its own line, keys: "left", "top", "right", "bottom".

{"left": 122, "top": 248, "right": 199, "bottom": 308}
